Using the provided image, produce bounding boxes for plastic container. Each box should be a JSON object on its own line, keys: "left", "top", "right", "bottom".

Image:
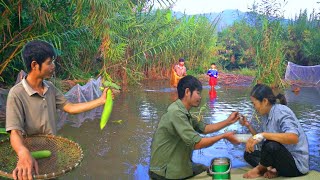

{"left": 234, "top": 134, "right": 252, "bottom": 143}
{"left": 209, "top": 157, "right": 231, "bottom": 179}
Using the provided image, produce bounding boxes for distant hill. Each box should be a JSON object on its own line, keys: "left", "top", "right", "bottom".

{"left": 203, "top": 9, "right": 246, "bottom": 31}
{"left": 173, "top": 9, "right": 246, "bottom": 31}
{"left": 173, "top": 9, "right": 290, "bottom": 31}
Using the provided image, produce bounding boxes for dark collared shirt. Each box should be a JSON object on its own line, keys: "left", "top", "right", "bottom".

{"left": 149, "top": 99, "right": 206, "bottom": 179}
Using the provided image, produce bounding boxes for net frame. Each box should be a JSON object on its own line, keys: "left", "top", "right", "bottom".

{"left": 285, "top": 61, "right": 320, "bottom": 86}
{"left": 0, "top": 135, "right": 83, "bottom": 179}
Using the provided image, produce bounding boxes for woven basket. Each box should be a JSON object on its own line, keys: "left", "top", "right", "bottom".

{"left": 0, "top": 135, "right": 83, "bottom": 179}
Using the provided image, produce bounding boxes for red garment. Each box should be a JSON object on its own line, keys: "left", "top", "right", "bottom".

{"left": 209, "top": 77, "right": 217, "bottom": 86}
{"left": 209, "top": 88, "right": 217, "bottom": 101}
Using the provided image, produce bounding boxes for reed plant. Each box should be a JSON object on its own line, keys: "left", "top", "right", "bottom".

{"left": 6, "top": 0, "right": 320, "bottom": 90}
{"left": 232, "top": 68, "right": 256, "bottom": 77}
{"left": 0, "top": 0, "right": 102, "bottom": 85}
{"left": 253, "top": 18, "right": 287, "bottom": 88}
{"left": 286, "top": 10, "right": 320, "bottom": 66}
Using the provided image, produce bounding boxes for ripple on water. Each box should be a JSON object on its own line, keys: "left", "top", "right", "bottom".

{"left": 58, "top": 83, "right": 320, "bottom": 178}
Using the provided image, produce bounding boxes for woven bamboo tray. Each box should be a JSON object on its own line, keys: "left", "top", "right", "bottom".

{"left": 0, "top": 135, "right": 83, "bottom": 179}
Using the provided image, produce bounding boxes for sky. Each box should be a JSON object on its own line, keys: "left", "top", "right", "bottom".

{"left": 158, "top": 0, "right": 319, "bottom": 19}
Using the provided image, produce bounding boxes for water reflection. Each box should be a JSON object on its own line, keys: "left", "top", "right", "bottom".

{"left": 208, "top": 88, "right": 217, "bottom": 109}
{"left": 58, "top": 81, "right": 320, "bottom": 179}
{"left": 139, "top": 101, "right": 159, "bottom": 123}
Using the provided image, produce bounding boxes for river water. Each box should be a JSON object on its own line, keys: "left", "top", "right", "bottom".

{"left": 57, "top": 80, "right": 320, "bottom": 179}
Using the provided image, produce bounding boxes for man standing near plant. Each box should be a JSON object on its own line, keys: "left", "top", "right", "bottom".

{"left": 171, "top": 58, "right": 187, "bottom": 87}
{"left": 5, "top": 40, "right": 110, "bottom": 180}
{"left": 149, "top": 75, "right": 241, "bottom": 179}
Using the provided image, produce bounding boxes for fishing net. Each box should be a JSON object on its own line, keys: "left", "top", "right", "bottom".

{"left": 57, "top": 76, "right": 103, "bottom": 128}
{"left": 0, "top": 88, "right": 8, "bottom": 123}
{"left": 285, "top": 62, "right": 320, "bottom": 86}
{"left": 0, "top": 135, "right": 83, "bottom": 179}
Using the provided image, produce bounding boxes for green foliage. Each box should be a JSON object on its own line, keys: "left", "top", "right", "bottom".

{"left": 102, "top": 81, "right": 121, "bottom": 90}
{"left": 217, "top": 18, "right": 258, "bottom": 70}
{"left": 0, "top": 0, "right": 220, "bottom": 88}
{"left": 186, "top": 69, "right": 196, "bottom": 76}
{"left": 252, "top": 17, "right": 287, "bottom": 88}
{"left": 2, "top": 0, "right": 319, "bottom": 90}
{"left": 102, "top": 72, "right": 121, "bottom": 90}
{"left": 216, "top": 0, "right": 320, "bottom": 88}
{"left": 0, "top": 0, "right": 101, "bottom": 85}
{"left": 186, "top": 65, "right": 205, "bottom": 76}
{"left": 285, "top": 10, "right": 320, "bottom": 65}
{"left": 174, "top": 15, "right": 219, "bottom": 71}
{"left": 0, "top": 128, "right": 8, "bottom": 135}
{"left": 231, "top": 68, "right": 256, "bottom": 77}
{"left": 191, "top": 103, "right": 209, "bottom": 122}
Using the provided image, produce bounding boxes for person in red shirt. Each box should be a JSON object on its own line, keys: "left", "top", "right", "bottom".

{"left": 207, "top": 63, "right": 218, "bottom": 90}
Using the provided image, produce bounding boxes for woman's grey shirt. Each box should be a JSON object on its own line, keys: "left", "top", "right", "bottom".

{"left": 261, "top": 104, "right": 309, "bottom": 174}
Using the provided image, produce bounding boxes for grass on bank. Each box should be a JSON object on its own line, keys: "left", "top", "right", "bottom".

{"left": 228, "top": 68, "right": 256, "bottom": 77}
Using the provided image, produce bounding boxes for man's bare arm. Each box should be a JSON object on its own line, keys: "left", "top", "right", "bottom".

{"left": 10, "top": 130, "right": 38, "bottom": 180}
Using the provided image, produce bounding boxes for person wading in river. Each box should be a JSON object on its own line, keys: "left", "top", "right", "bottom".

{"left": 207, "top": 63, "right": 218, "bottom": 90}
{"left": 170, "top": 58, "right": 187, "bottom": 87}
